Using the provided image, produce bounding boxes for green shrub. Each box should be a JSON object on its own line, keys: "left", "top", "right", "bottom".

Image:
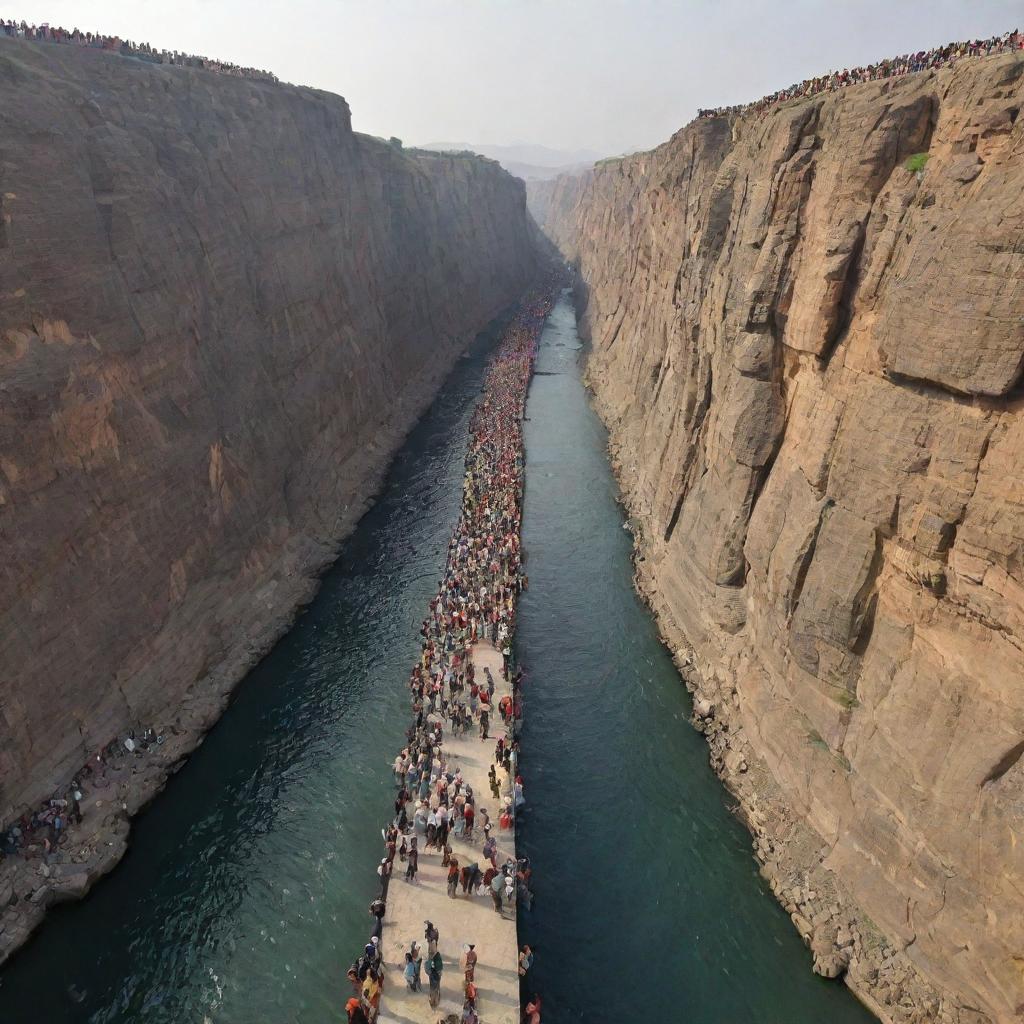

{"left": 834, "top": 689, "right": 861, "bottom": 710}
{"left": 905, "top": 152, "right": 930, "bottom": 173}
{"left": 807, "top": 729, "right": 830, "bottom": 752}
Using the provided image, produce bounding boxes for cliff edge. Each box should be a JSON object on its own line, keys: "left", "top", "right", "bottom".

{"left": 538, "top": 52, "right": 1024, "bottom": 1024}
{"left": 0, "top": 38, "right": 538, "bottom": 953}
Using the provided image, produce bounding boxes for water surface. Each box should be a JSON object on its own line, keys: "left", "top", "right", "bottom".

{"left": 516, "top": 294, "right": 873, "bottom": 1023}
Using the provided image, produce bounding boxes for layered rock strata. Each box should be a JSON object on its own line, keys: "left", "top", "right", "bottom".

{"left": 0, "top": 38, "right": 537, "bottom": 954}
{"left": 537, "top": 52, "right": 1024, "bottom": 1024}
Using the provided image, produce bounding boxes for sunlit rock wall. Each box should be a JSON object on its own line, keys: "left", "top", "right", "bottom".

{"left": 538, "top": 52, "right": 1024, "bottom": 1024}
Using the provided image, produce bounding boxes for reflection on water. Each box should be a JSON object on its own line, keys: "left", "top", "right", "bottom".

{"left": 0, "top": 295, "right": 874, "bottom": 1024}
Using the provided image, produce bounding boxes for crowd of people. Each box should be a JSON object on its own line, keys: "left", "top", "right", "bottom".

{"left": 1, "top": 728, "right": 162, "bottom": 862}
{"left": 697, "top": 28, "right": 1022, "bottom": 121}
{"left": 0, "top": 19, "right": 278, "bottom": 82}
{"left": 344, "top": 286, "right": 557, "bottom": 1024}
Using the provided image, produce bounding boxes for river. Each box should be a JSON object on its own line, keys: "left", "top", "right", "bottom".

{"left": 0, "top": 293, "right": 873, "bottom": 1024}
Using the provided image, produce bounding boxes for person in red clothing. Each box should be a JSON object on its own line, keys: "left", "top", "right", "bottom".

{"left": 463, "top": 802, "right": 475, "bottom": 838}
{"left": 345, "top": 996, "right": 368, "bottom": 1024}
{"left": 462, "top": 943, "right": 478, "bottom": 985}
{"left": 524, "top": 994, "right": 542, "bottom": 1024}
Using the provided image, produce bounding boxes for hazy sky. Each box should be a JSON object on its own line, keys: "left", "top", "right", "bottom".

{"left": 7, "top": 1, "right": 1022, "bottom": 154}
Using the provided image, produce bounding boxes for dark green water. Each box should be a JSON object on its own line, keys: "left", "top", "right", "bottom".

{"left": 0, "top": 294, "right": 873, "bottom": 1024}
{"left": 516, "top": 295, "right": 872, "bottom": 1022}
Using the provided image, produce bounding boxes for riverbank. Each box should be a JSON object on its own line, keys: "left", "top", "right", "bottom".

{"left": 0, "top": 298, "right": 526, "bottom": 972}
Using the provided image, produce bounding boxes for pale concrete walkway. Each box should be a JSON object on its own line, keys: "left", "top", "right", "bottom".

{"left": 379, "top": 640, "right": 518, "bottom": 1024}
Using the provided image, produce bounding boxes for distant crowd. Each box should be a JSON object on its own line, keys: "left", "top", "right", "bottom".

{"left": 0, "top": 19, "right": 278, "bottom": 82}
{"left": 697, "top": 28, "right": 1022, "bottom": 121}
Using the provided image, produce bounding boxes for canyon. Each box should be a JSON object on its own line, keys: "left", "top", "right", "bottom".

{"left": 0, "top": 38, "right": 537, "bottom": 955}
{"left": 533, "top": 51, "right": 1024, "bottom": 1024}
{"left": 3, "top": 24, "right": 1023, "bottom": 1024}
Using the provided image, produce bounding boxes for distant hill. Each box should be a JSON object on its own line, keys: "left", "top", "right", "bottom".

{"left": 418, "top": 142, "right": 603, "bottom": 180}
{"left": 499, "top": 158, "right": 595, "bottom": 181}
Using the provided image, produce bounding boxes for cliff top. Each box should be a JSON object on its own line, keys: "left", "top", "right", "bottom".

{"left": 1, "top": 17, "right": 277, "bottom": 82}
{"left": 694, "top": 28, "right": 1021, "bottom": 122}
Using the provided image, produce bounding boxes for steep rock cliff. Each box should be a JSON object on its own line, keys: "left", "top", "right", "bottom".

{"left": 0, "top": 41, "right": 536, "bottom": 842}
{"left": 538, "top": 52, "right": 1024, "bottom": 1024}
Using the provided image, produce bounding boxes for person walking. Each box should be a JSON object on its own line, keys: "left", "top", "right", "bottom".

{"left": 482, "top": 828, "right": 497, "bottom": 867}
{"left": 462, "top": 943, "right": 478, "bottom": 985}
{"left": 377, "top": 857, "right": 392, "bottom": 897}
{"left": 489, "top": 870, "right": 504, "bottom": 914}
{"left": 410, "top": 940, "right": 423, "bottom": 991}
{"left": 405, "top": 837, "right": 418, "bottom": 882}
{"left": 424, "top": 920, "right": 440, "bottom": 956}
{"left": 427, "top": 950, "right": 444, "bottom": 1009}
{"left": 403, "top": 952, "right": 417, "bottom": 991}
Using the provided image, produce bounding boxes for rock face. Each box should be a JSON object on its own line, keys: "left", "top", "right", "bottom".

{"left": 537, "top": 53, "right": 1024, "bottom": 1024}
{"left": 0, "top": 42, "right": 537, "bottom": 826}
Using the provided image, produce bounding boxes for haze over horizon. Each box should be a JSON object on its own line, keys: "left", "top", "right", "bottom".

{"left": 5, "top": 0, "right": 1022, "bottom": 156}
